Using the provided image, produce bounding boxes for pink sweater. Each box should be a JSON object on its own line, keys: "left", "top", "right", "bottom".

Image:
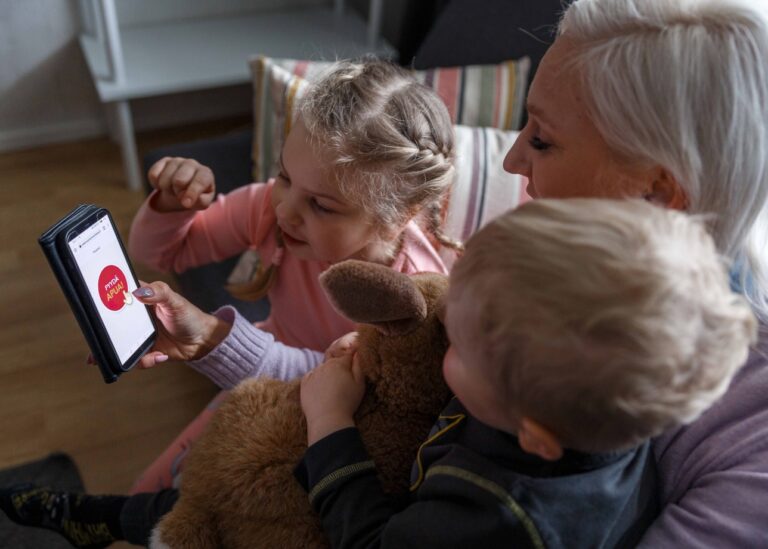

{"left": 128, "top": 181, "right": 448, "bottom": 351}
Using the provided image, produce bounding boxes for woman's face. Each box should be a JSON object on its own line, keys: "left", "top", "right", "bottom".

{"left": 504, "top": 36, "right": 654, "bottom": 200}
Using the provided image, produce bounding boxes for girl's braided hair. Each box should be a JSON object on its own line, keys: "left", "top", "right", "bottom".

{"left": 301, "top": 57, "right": 462, "bottom": 254}
{"left": 229, "top": 58, "right": 461, "bottom": 302}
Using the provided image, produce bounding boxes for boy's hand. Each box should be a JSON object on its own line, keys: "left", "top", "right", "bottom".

{"left": 147, "top": 157, "right": 215, "bottom": 212}
{"left": 301, "top": 354, "right": 365, "bottom": 445}
{"left": 324, "top": 331, "right": 359, "bottom": 360}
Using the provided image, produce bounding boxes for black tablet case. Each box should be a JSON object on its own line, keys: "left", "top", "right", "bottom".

{"left": 38, "top": 204, "right": 120, "bottom": 383}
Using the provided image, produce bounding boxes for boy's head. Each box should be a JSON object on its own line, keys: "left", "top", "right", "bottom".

{"left": 444, "top": 198, "right": 756, "bottom": 456}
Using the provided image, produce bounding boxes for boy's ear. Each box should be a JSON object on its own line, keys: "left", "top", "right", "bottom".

{"left": 645, "top": 167, "right": 687, "bottom": 210}
{"left": 518, "top": 418, "right": 563, "bottom": 461}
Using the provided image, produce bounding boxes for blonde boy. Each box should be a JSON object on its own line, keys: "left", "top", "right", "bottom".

{"left": 298, "top": 198, "right": 756, "bottom": 548}
{"left": 445, "top": 198, "right": 756, "bottom": 458}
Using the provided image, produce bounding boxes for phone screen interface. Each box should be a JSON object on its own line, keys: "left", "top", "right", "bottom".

{"left": 68, "top": 215, "right": 154, "bottom": 364}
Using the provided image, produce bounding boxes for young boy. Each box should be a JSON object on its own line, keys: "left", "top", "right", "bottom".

{"left": 297, "top": 198, "right": 757, "bottom": 548}
{"left": 0, "top": 199, "right": 756, "bottom": 548}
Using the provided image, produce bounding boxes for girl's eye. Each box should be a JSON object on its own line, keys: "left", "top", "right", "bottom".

{"left": 528, "top": 136, "right": 551, "bottom": 151}
{"left": 310, "top": 198, "right": 335, "bottom": 214}
{"left": 276, "top": 172, "right": 290, "bottom": 185}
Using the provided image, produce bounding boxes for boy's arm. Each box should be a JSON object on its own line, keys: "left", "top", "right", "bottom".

{"left": 296, "top": 356, "right": 536, "bottom": 547}
{"left": 295, "top": 428, "right": 537, "bottom": 549}
{"left": 128, "top": 183, "right": 275, "bottom": 273}
{"left": 188, "top": 306, "right": 324, "bottom": 388}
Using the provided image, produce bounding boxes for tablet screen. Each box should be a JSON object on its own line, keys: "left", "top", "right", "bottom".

{"left": 68, "top": 215, "right": 155, "bottom": 365}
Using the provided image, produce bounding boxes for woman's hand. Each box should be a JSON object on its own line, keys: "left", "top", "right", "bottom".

{"left": 131, "top": 281, "right": 230, "bottom": 368}
{"left": 300, "top": 353, "right": 365, "bottom": 445}
{"left": 147, "top": 156, "right": 216, "bottom": 212}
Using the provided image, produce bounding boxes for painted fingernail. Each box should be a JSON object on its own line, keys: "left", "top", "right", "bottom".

{"left": 155, "top": 354, "right": 169, "bottom": 364}
{"left": 133, "top": 287, "right": 154, "bottom": 298}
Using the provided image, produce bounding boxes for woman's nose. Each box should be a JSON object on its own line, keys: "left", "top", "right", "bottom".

{"left": 503, "top": 135, "right": 529, "bottom": 177}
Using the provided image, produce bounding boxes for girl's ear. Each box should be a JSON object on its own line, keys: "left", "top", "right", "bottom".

{"left": 379, "top": 217, "right": 413, "bottom": 243}
{"left": 645, "top": 167, "right": 687, "bottom": 210}
{"left": 518, "top": 417, "right": 563, "bottom": 461}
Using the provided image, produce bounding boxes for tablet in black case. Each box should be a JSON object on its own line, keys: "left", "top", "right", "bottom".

{"left": 38, "top": 204, "right": 155, "bottom": 383}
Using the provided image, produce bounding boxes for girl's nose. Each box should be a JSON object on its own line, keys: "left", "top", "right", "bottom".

{"left": 275, "top": 198, "right": 301, "bottom": 228}
{"left": 503, "top": 135, "right": 530, "bottom": 177}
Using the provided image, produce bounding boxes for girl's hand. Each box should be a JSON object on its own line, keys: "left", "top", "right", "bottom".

{"left": 301, "top": 354, "right": 365, "bottom": 445}
{"left": 324, "top": 331, "right": 359, "bottom": 360}
{"left": 131, "top": 281, "right": 230, "bottom": 368}
{"left": 147, "top": 157, "right": 216, "bottom": 212}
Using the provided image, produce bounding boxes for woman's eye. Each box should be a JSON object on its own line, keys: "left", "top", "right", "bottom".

{"left": 310, "top": 198, "right": 335, "bottom": 214}
{"left": 528, "top": 136, "right": 551, "bottom": 151}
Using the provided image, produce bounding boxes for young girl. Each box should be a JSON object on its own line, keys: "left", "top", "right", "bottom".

{"left": 126, "top": 58, "right": 461, "bottom": 492}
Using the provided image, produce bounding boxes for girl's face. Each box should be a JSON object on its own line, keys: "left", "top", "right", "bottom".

{"left": 503, "top": 36, "right": 653, "bottom": 200}
{"left": 271, "top": 120, "right": 393, "bottom": 264}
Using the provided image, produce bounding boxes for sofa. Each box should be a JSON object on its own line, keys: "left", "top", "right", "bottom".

{"left": 140, "top": 0, "right": 564, "bottom": 321}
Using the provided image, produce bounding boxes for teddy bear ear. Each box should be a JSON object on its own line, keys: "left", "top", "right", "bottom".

{"left": 319, "top": 259, "right": 428, "bottom": 335}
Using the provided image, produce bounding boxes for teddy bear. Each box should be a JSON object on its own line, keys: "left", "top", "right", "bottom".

{"left": 150, "top": 259, "right": 451, "bottom": 548}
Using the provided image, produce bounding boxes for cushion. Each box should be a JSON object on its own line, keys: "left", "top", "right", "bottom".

{"left": 442, "top": 125, "right": 528, "bottom": 267}
{"left": 249, "top": 55, "right": 531, "bottom": 182}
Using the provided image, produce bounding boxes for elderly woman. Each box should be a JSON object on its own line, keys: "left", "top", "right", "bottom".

{"left": 504, "top": 0, "right": 768, "bottom": 546}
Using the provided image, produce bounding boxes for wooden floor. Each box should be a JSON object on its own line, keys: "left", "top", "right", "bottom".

{"left": 0, "top": 116, "right": 251, "bottom": 546}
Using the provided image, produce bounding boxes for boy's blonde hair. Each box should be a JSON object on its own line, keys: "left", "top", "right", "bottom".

{"left": 300, "top": 57, "right": 460, "bottom": 252}
{"left": 448, "top": 199, "right": 757, "bottom": 453}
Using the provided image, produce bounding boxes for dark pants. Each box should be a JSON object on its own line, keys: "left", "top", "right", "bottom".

{"left": 119, "top": 488, "right": 179, "bottom": 545}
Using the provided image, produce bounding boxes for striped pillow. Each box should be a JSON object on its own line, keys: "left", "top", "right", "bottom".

{"left": 440, "top": 125, "right": 530, "bottom": 268}
{"left": 412, "top": 62, "right": 530, "bottom": 132}
{"left": 249, "top": 56, "right": 531, "bottom": 182}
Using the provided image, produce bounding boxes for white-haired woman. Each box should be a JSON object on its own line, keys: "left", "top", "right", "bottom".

{"left": 504, "top": 0, "right": 768, "bottom": 545}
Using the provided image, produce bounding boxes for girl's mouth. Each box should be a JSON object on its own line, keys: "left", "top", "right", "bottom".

{"left": 282, "top": 230, "right": 305, "bottom": 247}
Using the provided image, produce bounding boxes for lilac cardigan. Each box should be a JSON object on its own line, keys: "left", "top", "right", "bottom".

{"left": 638, "top": 326, "right": 768, "bottom": 547}
{"left": 187, "top": 306, "right": 324, "bottom": 388}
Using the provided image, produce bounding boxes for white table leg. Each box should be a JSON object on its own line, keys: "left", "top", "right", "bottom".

{"left": 109, "top": 100, "right": 142, "bottom": 191}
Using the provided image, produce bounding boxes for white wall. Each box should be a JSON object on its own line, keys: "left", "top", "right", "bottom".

{"left": 0, "top": 0, "right": 326, "bottom": 153}
{"left": 0, "top": 1, "right": 104, "bottom": 151}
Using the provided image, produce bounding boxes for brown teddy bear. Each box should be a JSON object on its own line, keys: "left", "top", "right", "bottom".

{"left": 150, "top": 259, "right": 451, "bottom": 548}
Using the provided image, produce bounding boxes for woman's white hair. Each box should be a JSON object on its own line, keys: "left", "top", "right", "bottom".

{"left": 560, "top": 0, "right": 768, "bottom": 320}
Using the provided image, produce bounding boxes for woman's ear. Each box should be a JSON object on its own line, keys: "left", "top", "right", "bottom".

{"left": 645, "top": 167, "right": 687, "bottom": 210}
{"left": 518, "top": 417, "right": 563, "bottom": 461}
